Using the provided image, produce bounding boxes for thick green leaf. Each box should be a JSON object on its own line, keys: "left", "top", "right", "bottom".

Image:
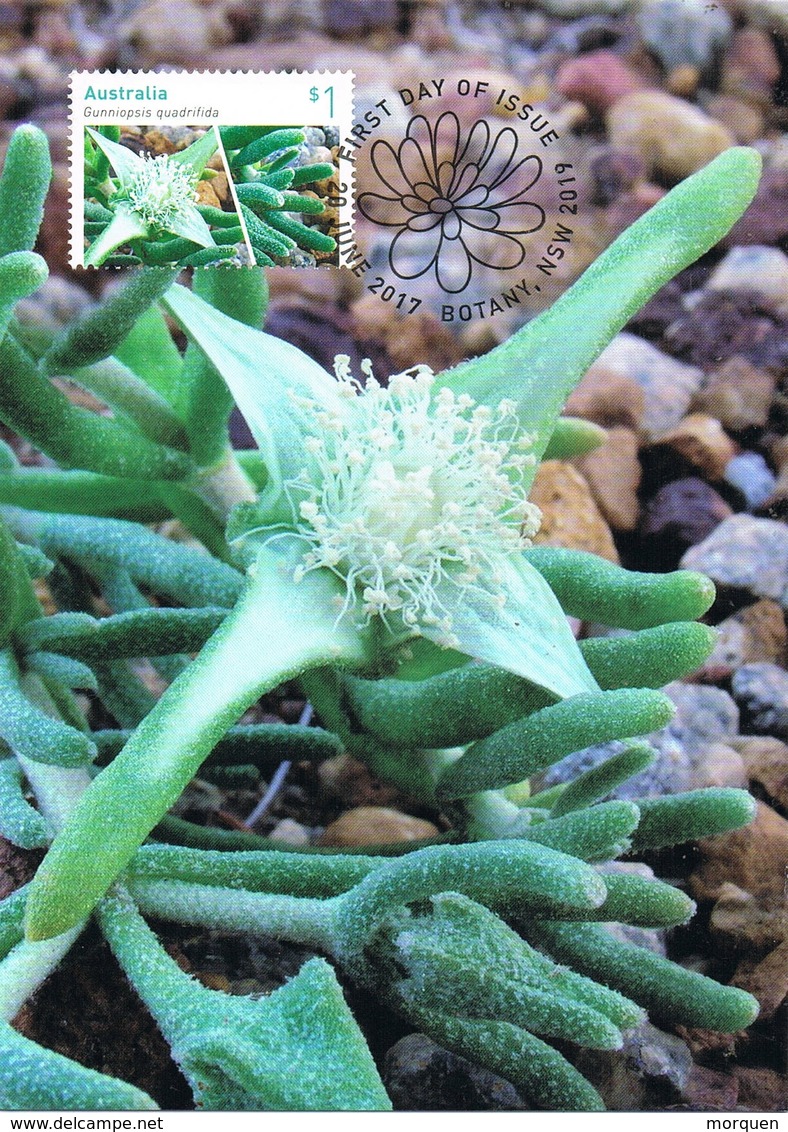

{"left": 167, "top": 205, "right": 215, "bottom": 249}
{"left": 0, "top": 1020, "right": 157, "bottom": 1109}
{"left": 83, "top": 203, "right": 149, "bottom": 267}
{"left": 85, "top": 128, "right": 141, "bottom": 191}
{"left": 99, "top": 890, "right": 390, "bottom": 1110}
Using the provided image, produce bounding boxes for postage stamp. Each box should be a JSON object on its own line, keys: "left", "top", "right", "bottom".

{"left": 68, "top": 70, "right": 354, "bottom": 269}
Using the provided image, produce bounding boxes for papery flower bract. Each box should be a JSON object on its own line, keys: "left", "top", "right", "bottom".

{"left": 162, "top": 284, "right": 598, "bottom": 700}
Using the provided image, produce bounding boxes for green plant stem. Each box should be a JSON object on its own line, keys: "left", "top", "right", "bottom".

{"left": 67, "top": 359, "right": 188, "bottom": 450}
{"left": 188, "top": 451, "right": 258, "bottom": 522}
{"left": 25, "top": 514, "right": 244, "bottom": 608}
{"left": 0, "top": 469, "right": 171, "bottom": 521}
{"left": 0, "top": 337, "right": 191, "bottom": 482}
{"left": 128, "top": 878, "right": 337, "bottom": 950}
{"left": 0, "top": 926, "right": 82, "bottom": 1021}
{"left": 25, "top": 544, "right": 369, "bottom": 940}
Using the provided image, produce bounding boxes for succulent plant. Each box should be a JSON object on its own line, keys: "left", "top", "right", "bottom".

{"left": 0, "top": 123, "right": 764, "bottom": 1109}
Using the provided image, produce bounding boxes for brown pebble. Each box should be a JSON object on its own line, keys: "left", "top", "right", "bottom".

{"left": 732, "top": 938, "right": 788, "bottom": 1019}
{"left": 733, "top": 735, "right": 788, "bottom": 809}
{"left": 607, "top": 91, "right": 734, "bottom": 180}
{"left": 706, "top": 601, "right": 788, "bottom": 675}
{"left": 690, "top": 802, "right": 788, "bottom": 950}
{"left": 576, "top": 426, "right": 641, "bottom": 531}
{"left": 318, "top": 806, "right": 439, "bottom": 847}
{"left": 692, "top": 356, "right": 775, "bottom": 432}
{"left": 735, "top": 1066, "right": 788, "bottom": 1112}
{"left": 318, "top": 754, "right": 402, "bottom": 808}
{"left": 721, "top": 27, "right": 781, "bottom": 106}
{"left": 196, "top": 179, "right": 221, "bottom": 208}
{"left": 556, "top": 50, "right": 644, "bottom": 113}
{"left": 704, "top": 94, "right": 765, "bottom": 144}
{"left": 530, "top": 461, "right": 619, "bottom": 562}
{"left": 565, "top": 367, "right": 646, "bottom": 432}
{"left": 654, "top": 413, "right": 737, "bottom": 481}
{"left": 666, "top": 64, "right": 700, "bottom": 98}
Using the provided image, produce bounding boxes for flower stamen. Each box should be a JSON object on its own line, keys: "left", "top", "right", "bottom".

{"left": 286, "top": 357, "right": 541, "bottom": 634}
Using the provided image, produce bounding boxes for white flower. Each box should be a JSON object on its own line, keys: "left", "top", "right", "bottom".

{"left": 126, "top": 154, "right": 199, "bottom": 227}
{"left": 163, "top": 282, "right": 600, "bottom": 699}
{"left": 286, "top": 356, "right": 541, "bottom": 639}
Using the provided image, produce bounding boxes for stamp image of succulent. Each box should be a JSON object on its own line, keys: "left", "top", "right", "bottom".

{"left": 82, "top": 125, "right": 246, "bottom": 268}
{"left": 219, "top": 125, "right": 339, "bottom": 267}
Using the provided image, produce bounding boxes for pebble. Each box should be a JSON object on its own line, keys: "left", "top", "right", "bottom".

{"left": 575, "top": 426, "right": 641, "bottom": 531}
{"left": 195, "top": 179, "right": 221, "bottom": 209}
{"left": 564, "top": 365, "right": 645, "bottom": 431}
{"left": 317, "top": 753, "right": 403, "bottom": 808}
{"left": 664, "top": 290, "right": 786, "bottom": 372}
{"left": 589, "top": 147, "right": 645, "bottom": 207}
{"left": 691, "top": 799, "right": 788, "bottom": 949}
{"left": 707, "top": 245, "right": 788, "bottom": 318}
{"left": 607, "top": 91, "right": 734, "bottom": 181}
{"left": 121, "top": 0, "right": 233, "bottom": 64}
{"left": 635, "top": 0, "right": 731, "bottom": 74}
{"left": 735, "top": 937, "right": 788, "bottom": 1022}
{"left": 641, "top": 478, "right": 733, "bottom": 563}
{"left": 691, "top": 356, "right": 775, "bottom": 432}
{"left": 530, "top": 460, "right": 619, "bottom": 562}
{"left": 574, "top": 1021, "right": 693, "bottom": 1111}
{"left": 734, "top": 735, "right": 788, "bottom": 809}
{"left": 731, "top": 662, "right": 788, "bottom": 740}
{"left": 556, "top": 49, "right": 643, "bottom": 113}
{"left": 705, "top": 600, "right": 788, "bottom": 675}
{"left": 681, "top": 1064, "right": 739, "bottom": 1111}
{"left": 589, "top": 333, "right": 704, "bottom": 439}
{"left": 666, "top": 64, "right": 700, "bottom": 98}
{"left": 383, "top": 1033, "right": 529, "bottom": 1111}
{"left": 704, "top": 94, "right": 765, "bottom": 145}
{"left": 350, "top": 296, "right": 465, "bottom": 375}
{"left": 721, "top": 26, "right": 781, "bottom": 106}
{"left": 724, "top": 452, "right": 777, "bottom": 512}
{"left": 318, "top": 806, "right": 440, "bottom": 847}
{"left": 741, "top": 0, "right": 788, "bottom": 35}
{"left": 736, "top": 1066, "right": 788, "bottom": 1112}
{"left": 681, "top": 515, "right": 788, "bottom": 608}
{"left": 324, "top": 0, "right": 399, "bottom": 36}
{"left": 268, "top": 818, "right": 311, "bottom": 847}
{"left": 652, "top": 413, "right": 736, "bottom": 482}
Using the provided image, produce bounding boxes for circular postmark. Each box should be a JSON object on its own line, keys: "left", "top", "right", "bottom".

{"left": 335, "top": 78, "right": 584, "bottom": 325}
